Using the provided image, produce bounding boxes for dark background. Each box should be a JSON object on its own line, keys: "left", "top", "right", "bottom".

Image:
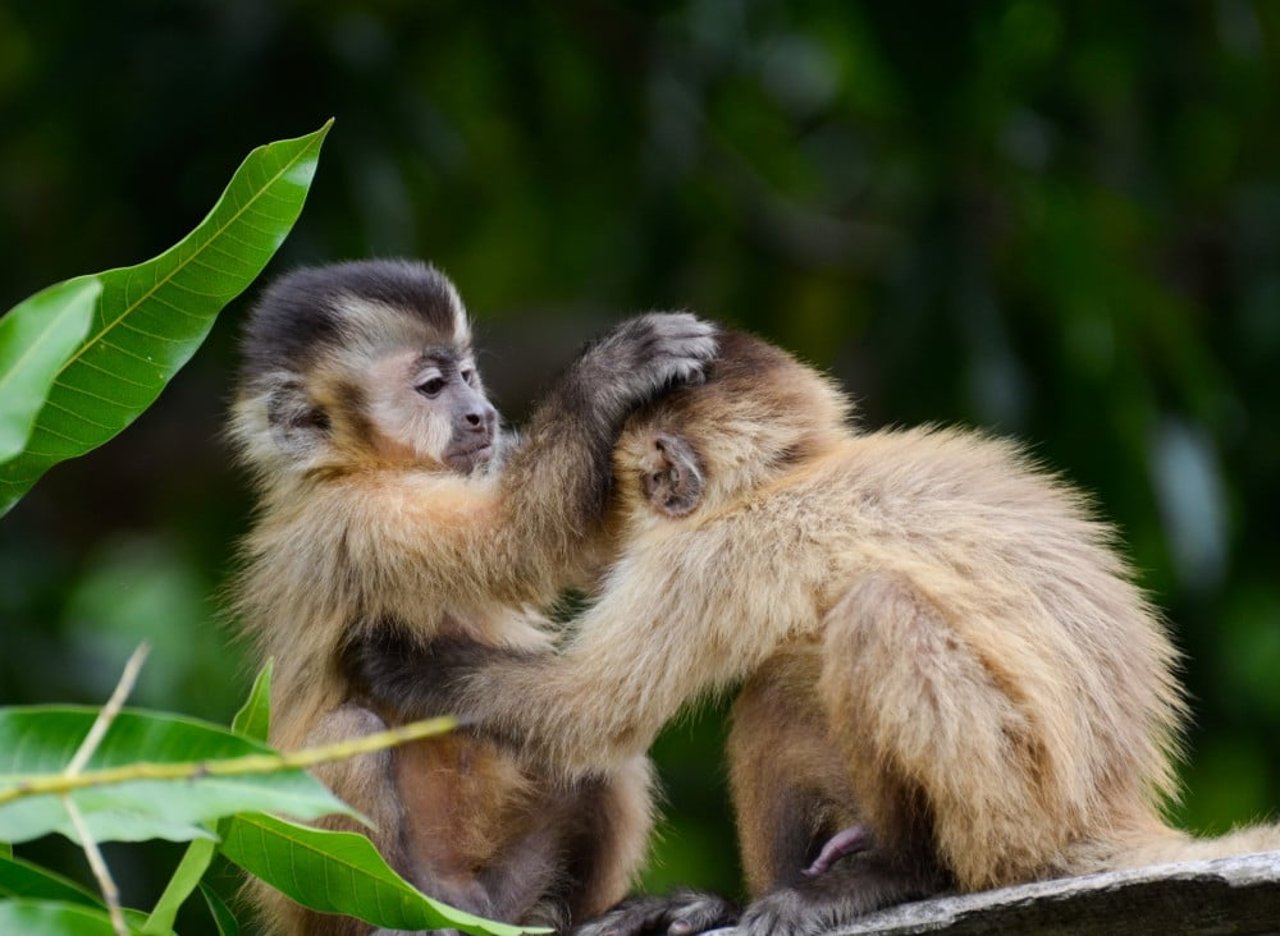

{"left": 2, "top": 0, "right": 1278, "bottom": 928}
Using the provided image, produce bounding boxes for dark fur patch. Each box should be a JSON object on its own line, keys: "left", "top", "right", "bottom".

{"left": 342, "top": 627, "right": 535, "bottom": 722}
{"left": 239, "top": 259, "right": 461, "bottom": 385}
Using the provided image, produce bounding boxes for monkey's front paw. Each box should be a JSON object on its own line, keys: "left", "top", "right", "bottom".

{"left": 596, "top": 313, "right": 719, "bottom": 401}
{"left": 636, "top": 312, "right": 719, "bottom": 389}
{"left": 574, "top": 891, "right": 738, "bottom": 936}
{"left": 738, "top": 890, "right": 831, "bottom": 936}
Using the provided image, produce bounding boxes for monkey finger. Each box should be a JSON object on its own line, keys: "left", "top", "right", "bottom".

{"left": 575, "top": 891, "right": 738, "bottom": 936}
{"left": 662, "top": 893, "right": 739, "bottom": 936}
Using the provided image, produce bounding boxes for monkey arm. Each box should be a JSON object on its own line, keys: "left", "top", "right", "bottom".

{"left": 492, "top": 314, "right": 716, "bottom": 582}
{"left": 344, "top": 625, "right": 673, "bottom": 776}
{"left": 346, "top": 547, "right": 795, "bottom": 777}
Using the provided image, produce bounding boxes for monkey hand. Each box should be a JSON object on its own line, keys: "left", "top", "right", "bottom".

{"left": 340, "top": 630, "right": 501, "bottom": 720}
{"left": 574, "top": 890, "right": 739, "bottom": 936}
{"left": 571, "top": 312, "right": 719, "bottom": 422}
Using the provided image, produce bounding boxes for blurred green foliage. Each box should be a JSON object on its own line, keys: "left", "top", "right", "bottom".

{"left": 2, "top": 0, "right": 1278, "bottom": 925}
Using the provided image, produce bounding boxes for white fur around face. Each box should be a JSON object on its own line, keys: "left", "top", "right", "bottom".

{"left": 366, "top": 348, "right": 453, "bottom": 464}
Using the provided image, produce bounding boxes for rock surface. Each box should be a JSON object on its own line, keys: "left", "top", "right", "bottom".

{"left": 826, "top": 851, "right": 1280, "bottom": 935}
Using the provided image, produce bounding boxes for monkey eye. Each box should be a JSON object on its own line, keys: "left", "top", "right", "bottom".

{"left": 415, "top": 377, "right": 446, "bottom": 398}
{"left": 460, "top": 368, "right": 476, "bottom": 386}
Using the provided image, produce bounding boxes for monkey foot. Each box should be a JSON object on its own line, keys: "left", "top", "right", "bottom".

{"left": 802, "top": 824, "right": 870, "bottom": 877}
{"left": 574, "top": 890, "right": 738, "bottom": 936}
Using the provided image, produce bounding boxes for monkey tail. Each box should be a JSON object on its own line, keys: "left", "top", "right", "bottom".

{"left": 1073, "top": 821, "right": 1280, "bottom": 873}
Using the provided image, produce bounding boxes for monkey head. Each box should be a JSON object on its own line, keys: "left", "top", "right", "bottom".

{"left": 230, "top": 259, "right": 499, "bottom": 484}
{"left": 617, "top": 330, "right": 852, "bottom": 520}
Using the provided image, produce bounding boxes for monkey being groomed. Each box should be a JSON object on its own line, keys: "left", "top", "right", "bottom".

{"left": 347, "top": 328, "right": 1280, "bottom": 936}
{"left": 228, "top": 258, "right": 718, "bottom": 935}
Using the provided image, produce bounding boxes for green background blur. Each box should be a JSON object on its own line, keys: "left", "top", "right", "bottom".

{"left": 2, "top": 1, "right": 1278, "bottom": 930}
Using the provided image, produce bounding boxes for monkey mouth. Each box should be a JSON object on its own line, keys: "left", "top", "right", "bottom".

{"left": 444, "top": 440, "right": 493, "bottom": 473}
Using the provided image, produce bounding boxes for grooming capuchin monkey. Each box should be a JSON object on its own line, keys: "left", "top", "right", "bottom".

{"left": 228, "top": 258, "right": 718, "bottom": 935}
{"left": 346, "top": 329, "right": 1280, "bottom": 936}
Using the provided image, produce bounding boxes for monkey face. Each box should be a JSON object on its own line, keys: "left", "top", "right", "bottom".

{"left": 366, "top": 346, "right": 498, "bottom": 473}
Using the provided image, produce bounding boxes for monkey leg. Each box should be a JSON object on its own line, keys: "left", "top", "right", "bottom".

{"left": 727, "top": 654, "right": 860, "bottom": 896}
{"left": 821, "top": 572, "right": 1058, "bottom": 897}
{"left": 580, "top": 656, "right": 860, "bottom": 936}
{"left": 476, "top": 756, "right": 656, "bottom": 932}
{"left": 569, "top": 759, "right": 738, "bottom": 936}
{"left": 255, "top": 704, "right": 410, "bottom": 936}
{"left": 563, "top": 756, "right": 657, "bottom": 921}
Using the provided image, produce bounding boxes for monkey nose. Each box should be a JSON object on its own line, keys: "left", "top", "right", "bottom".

{"left": 465, "top": 404, "right": 497, "bottom": 432}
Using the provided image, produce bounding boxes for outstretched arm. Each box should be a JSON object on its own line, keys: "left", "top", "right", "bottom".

{"left": 345, "top": 546, "right": 791, "bottom": 777}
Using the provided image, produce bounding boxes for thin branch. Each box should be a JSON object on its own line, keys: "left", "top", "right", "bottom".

{"left": 65, "top": 798, "right": 128, "bottom": 935}
{"left": 0, "top": 715, "right": 458, "bottom": 806}
{"left": 65, "top": 798, "right": 127, "bottom": 936}
{"left": 59, "top": 645, "right": 150, "bottom": 936}
{"left": 66, "top": 643, "right": 151, "bottom": 777}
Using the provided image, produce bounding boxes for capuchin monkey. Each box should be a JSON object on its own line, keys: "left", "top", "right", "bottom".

{"left": 345, "top": 328, "right": 1280, "bottom": 936}
{"left": 228, "top": 258, "right": 717, "bottom": 935}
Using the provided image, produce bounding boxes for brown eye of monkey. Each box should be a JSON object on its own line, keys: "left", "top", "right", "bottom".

{"left": 416, "top": 377, "right": 446, "bottom": 398}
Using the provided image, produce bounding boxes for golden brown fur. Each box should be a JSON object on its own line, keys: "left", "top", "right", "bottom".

{"left": 349, "top": 329, "right": 1280, "bottom": 933}
{"left": 228, "top": 261, "right": 723, "bottom": 934}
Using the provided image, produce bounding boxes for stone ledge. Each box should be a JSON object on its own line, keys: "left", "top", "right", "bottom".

{"left": 827, "top": 850, "right": 1280, "bottom": 935}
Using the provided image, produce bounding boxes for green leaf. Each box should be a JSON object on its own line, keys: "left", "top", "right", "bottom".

{"left": 0, "top": 120, "right": 332, "bottom": 516}
{"left": 0, "top": 899, "right": 120, "bottom": 935}
{"left": 0, "top": 278, "right": 99, "bottom": 463}
{"left": 221, "top": 813, "right": 547, "bottom": 936}
{"left": 144, "top": 658, "right": 275, "bottom": 933}
{"left": 141, "top": 838, "right": 216, "bottom": 934}
{"left": 0, "top": 706, "right": 354, "bottom": 844}
{"left": 199, "top": 882, "right": 240, "bottom": 936}
{"left": 231, "top": 660, "right": 272, "bottom": 743}
{"left": 0, "top": 854, "right": 102, "bottom": 907}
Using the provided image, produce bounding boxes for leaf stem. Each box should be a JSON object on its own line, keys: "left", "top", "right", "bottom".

{"left": 0, "top": 715, "right": 457, "bottom": 807}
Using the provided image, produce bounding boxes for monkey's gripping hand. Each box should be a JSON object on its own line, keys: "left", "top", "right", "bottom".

{"left": 538, "top": 313, "right": 718, "bottom": 454}
{"left": 576, "top": 312, "right": 719, "bottom": 414}
{"left": 512, "top": 312, "right": 718, "bottom": 541}
{"left": 341, "top": 630, "right": 529, "bottom": 730}
{"left": 573, "top": 890, "right": 739, "bottom": 936}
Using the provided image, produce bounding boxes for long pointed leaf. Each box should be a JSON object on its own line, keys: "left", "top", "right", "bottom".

{"left": 141, "top": 838, "right": 216, "bottom": 934}
{"left": 0, "top": 707, "right": 353, "bottom": 844}
{"left": 0, "top": 278, "right": 99, "bottom": 463}
{"left": 230, "top": 661, "right": 272, "bottom": 743}
{"left": 0, "top": 899, "right": 121, "bottom": 935}
{"left": 144, "top": 659, "right": 275, "bottom": 933}
{"left": 0, "top": 855, "right": 102, "bottom": 907}
{"left": 221, "top": 813, "right": 548, "bottom": 936}
{"left": 199, "top": 882, "right": 240, "bottom": 936}
{"left": 0, "top": 120, "right": 331, "bottom": 515}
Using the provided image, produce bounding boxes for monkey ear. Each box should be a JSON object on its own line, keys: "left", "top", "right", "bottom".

{"left": 642, "top": 432, "right": 704, "bottom": 518}
{"left": 265, "top": 379, "right": 329, "bottom": 457}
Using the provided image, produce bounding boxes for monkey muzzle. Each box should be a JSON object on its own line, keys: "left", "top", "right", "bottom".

{"left": 444, "top": 436, "right": 495, "bottom": 474}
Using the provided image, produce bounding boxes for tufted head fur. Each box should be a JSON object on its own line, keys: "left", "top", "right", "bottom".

{"left": 229, "top": 259, "right": 482, "bottom": 484}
